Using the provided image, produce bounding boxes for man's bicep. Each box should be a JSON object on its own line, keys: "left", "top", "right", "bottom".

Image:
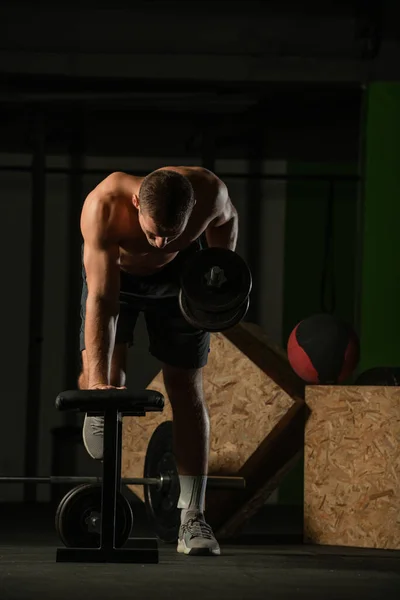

{"left": 83, "top": 243, "right": 120, "bottom": 300}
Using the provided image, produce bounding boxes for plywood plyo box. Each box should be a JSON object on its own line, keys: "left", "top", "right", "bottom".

{"left": 304, "top": 385, "right": 400, "bottom": 550}
{"left": 122, "top": 322, "right": 305, "bottom": 537}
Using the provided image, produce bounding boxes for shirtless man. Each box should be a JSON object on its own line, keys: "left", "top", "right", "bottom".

{"left": 78, "top": 167, "right": 238, "bottom": 556}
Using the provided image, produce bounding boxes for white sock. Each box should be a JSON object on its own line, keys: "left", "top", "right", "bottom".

{"left": 178, "top": 475, "right": 207, "bottom": 523}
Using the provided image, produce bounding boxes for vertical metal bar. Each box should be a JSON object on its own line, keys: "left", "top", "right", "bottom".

{"left": 200, "top": 122, "right": 216, "bottom": 249}
{"left": 201, "top": 122, "right": 216, "bottom": 172}
{"left": 65, "top": 118, "right": 85, "bottom": 398}
{"left": 100, "top": 409, "right": 119, "bottom": 549}
{"left": 245, "top": 134, "right": 264, "bottom": 323}
{"left": 23, "top": 108, "right": 46, "bottom": 502}
{"left": 115, "top": 415, "right": 122, "bottom": 491}
{"left": 320, "top": 181, "right": 336, "bottom": 314}
{"left": 354, "top": 85, "right": 367, "bottom": 337}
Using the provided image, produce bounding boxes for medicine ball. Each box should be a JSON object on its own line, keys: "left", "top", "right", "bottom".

{"left": 287, "top": 313, "right": 360, "bottom": 384}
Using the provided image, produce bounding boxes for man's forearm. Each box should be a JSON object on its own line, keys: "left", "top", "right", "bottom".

{"left": 205, "top": 214, "right": 238, "bottom": 251}
{"left": 84, "top": 298, "right": 118, "bottom": 387}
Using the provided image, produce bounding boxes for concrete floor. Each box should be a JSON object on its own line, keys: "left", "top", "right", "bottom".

{"left": 0, "top": 502, "right": 399, "bottom": 600}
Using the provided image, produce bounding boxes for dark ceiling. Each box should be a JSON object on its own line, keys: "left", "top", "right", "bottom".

{"left": 0, "top": 1, "right": 373, "bottom": 160}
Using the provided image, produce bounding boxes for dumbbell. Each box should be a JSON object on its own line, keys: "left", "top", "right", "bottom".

{"left": 179, "top": 248, "right": 252, "bottom": 332}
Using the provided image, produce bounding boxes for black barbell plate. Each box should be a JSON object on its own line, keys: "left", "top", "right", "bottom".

{"left": 179, "top": 290, "right": 249, "bottom": 332}
{"left": 55, "top": 484, "right": 133, "bottom": 548}
{"left": 54, "top": 484, "right": 83, "bottom": 535}
{"left": 144, "top": 421, "right": 181, "bottom": 543}
{"left": 180, "top": 248, "right": 252, "bottom": 313}
{"left": 55, "top": 484, "right": 101, "bottom": 548}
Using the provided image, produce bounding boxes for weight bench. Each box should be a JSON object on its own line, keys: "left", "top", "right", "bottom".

{"left": 55, "top": 388, "right": 165, "bottom": 564}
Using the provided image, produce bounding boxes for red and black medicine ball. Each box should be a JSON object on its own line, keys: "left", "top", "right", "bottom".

{"left": 287, "top": 313, "right": 360, "bottom": 384}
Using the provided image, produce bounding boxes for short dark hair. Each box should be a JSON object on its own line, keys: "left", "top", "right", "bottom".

{"left": 139, "top": 170, "right": 195, "bottom": 233}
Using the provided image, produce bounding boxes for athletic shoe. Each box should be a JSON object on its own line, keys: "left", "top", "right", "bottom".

{"left": 82, "top": 415, "right": 104, "bottom": 460}
{"left": 177, "top": 511, "right": 221, "bottom": 556}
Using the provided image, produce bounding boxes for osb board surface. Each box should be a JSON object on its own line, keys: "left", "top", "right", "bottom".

{"left": 209, "top": 399, "right": 306, "bottom": 533}
{"left": 224, "top": 323, "right": 305, "bottom": 400}
{"left": 122, "top": 326, "right": 295, "bottom": 502}
{"left": 304, "top": 385, "right": 400, "bottom": 550}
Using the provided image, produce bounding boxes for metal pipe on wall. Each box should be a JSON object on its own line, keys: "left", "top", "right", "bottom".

{"left": 0, "top": 165, "right": 360, "bottom": 183}
{"left": 245, "top": 134, "right": 264, "bottom": 323}
{"left": 23, "top": 108, "right": 47, "bottom": 502}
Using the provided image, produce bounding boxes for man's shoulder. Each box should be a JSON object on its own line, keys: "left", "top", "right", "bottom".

{"left": 96, "top": 171, "right": 140, "bottom": 196}
{"left": 81, "top": 174, "right": 137, "bottom": 236}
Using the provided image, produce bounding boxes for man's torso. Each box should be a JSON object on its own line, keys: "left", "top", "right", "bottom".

{"left": 85, "top": 166, "right": 218, "bottom": 277}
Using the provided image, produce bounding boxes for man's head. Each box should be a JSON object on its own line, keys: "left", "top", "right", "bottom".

{"left": 133, "top": 169, "right": 196, "bottom": 248}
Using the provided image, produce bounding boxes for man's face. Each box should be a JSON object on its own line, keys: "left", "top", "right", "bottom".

{"left": 133, "top": 193, "right": 185, "bottom": 249}
{"left": 138, "top": 209, "right": 183, "bottom": 249}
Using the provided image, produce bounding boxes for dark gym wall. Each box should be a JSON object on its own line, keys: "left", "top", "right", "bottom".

{"left": 0, "top": 171, "right": 31, "bottom": 484}
{"left": 283, "top": 162, "right": 360, "bottom": 344}
{"left": 278, "top": 83, "right": 400, "bottom": 505}
{"left": 277, "top": 89, "right": 362, "bottom": 507}
{"left": 1, "top": 1, "right": 391, "bottom": 506}
{"left": 359, "top": 82, "right": 400, "bottom": 372}
{"left": 0, "top": 79, "right": 363, "bottom": 505}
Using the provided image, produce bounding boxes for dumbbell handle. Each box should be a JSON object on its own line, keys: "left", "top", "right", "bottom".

{"left": 206, "top": 266, "right": 226, "bottom": 288}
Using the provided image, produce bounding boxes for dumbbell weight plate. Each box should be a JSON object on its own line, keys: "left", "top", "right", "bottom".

{"left": 179, "top": 290, "right": 249, "bottom": 332}
{"left": 144, "top": 421, "right": 181, "bottom": 543}
{"left": 180, "top": 248, "right": 252, "bottom": 313}
{"left": 55, "top": 484, "right": 133, "bottom": 548}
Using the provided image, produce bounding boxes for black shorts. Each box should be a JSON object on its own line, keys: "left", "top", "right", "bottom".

{"left": 79, "top": 240, "right": 210, "bottom": 369}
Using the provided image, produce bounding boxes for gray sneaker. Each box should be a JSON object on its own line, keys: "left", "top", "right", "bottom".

{"left": 82, "top": 415, "right": 104, "bottom": 460}
{"left": 177, "top": 511, "right": 221, "bottom": 556}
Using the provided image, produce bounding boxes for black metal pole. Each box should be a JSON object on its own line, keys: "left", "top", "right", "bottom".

{"left": 201, "top": 122, "right": 216, "bottom": 172}
{"left": 23, "top": 108, "right": 46, "bottom": 502}
{"left": 101, "top": 408, "right": 120, "bottom": 549}
{"left": 245, "top": 133, "right": 264, "bottom": 323}
{"left": 200, "top": 122, "right": 216, "bottom": 248}
{"left": 320, "top": 181, "right": 336, "bottom": 314}
{"left": 353, "top": 84, "right": 368, "bottom": 336}
{"left": 65, "top": 120, "right": 85, "bottom": 393}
